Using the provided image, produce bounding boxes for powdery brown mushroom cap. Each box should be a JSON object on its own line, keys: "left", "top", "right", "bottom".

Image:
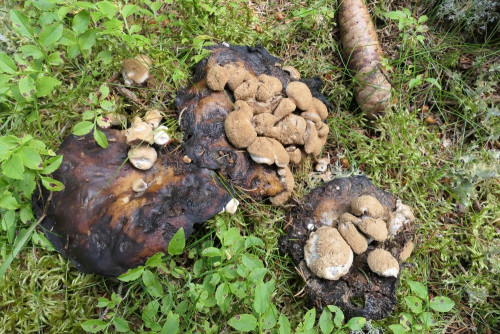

{"left": 286, "top": 81, "right": 313, "bottom": 110}
{"left": 357, "top": 217, "right": 388, "bottom": 242}
{"left": 145, "top": 109, "right": 163, "bottom": 129}
{"left": 273, "top": 114, "right": 307, "bottom": 145}
{"left": 315, "top": 157, "right": 329, "bottom": 172}
{"left": 256, "top": 74, "right": 283, "bottom": 102}
{"left": 234, "top": 100, "right": 254, "bottom": 117}
{"left": 271, "top": 138, "right": 289, "bottom": 167}
{"left": 224, "top": 110, "right": 257, "bottom": 148}
{"left": 132, "top": 179, "right": 148, "bottom": 192}
{"left": 367, "top": 248, "right": 399, "bottom": 277}
{"left": 134, "top": 54, "right": 152, "bottom": 68}
{"left": 126, "top": 117, "right": 154, "bottom": 146}
{"left": 286, "top": 146, "right": 302, "bottom": 165}
{"left": 273, "top": 98, "right": 296, "bottom": 121}
{"left": 304, "top": 120, "right": 323, "bottom": 156}
{"left": 351, "top": 195, "right": 386, "bottom": 219}
{"left": 247, "top": 137, "right": 276, "bottom": 165}
{"left": 283, "top": 66, "right": 301, "bottom": 80}
{"left": 225, "top": 63, "right": 249, "bottom": 91}
{"left": 128, "top": 145, "right": 157, "bottom": 170}
{"left": 338, "top": 221, "right": 368, "bottom": 254}
{"left": 206, "top": 64, "right": 230, "bottom": 91}
{"left": 270, "top": 166, "right": 294, "bottom": 205}
{"left": 399, "top": 240, "right": 414, "bottom": 261}
{"left": 121, "top": 58, "right": 150, "bottom": 86}
{"left": 253, "top": 113, "right": 277, "bottom": 136}
{"left": 304, "top": 226, "right": 353, "bottom": 280}
{"left": 234, "top": 76, "right": 258, "bottom": 101}
{"left": 309, "top": 98, "right": 329, "bottom": 120}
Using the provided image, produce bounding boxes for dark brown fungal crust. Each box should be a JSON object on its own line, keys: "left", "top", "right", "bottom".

{"left": 279, "top": 176, "right": 415, "bottom": 320}
{"left": 33, "top": 129, "right": 232, "bottom": 276}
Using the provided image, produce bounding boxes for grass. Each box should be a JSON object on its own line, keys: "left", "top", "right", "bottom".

{"left": 0, "top": 0, "right": 499, "bottom": 333}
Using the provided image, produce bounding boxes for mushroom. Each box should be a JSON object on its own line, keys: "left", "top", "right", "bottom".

{"left": 317, "top": 122, "right": 330, "bottom": 138}
{"left": 271, "top": 166, "right": 294, "bottom": 205}
{"left": 339, "top": 212, "right": 361, "bottom": 224}
{"left": 234, "top": 100, "right": 254, "bottom": 117}
{"left": 367, "top": 248, "right": 399, "bottom": 277}
{"left": 351, "top": 195, "right": 386, "bottom": 219}
{"left": 273, "top": 98, "right": 296, "bottom": 121}
{"left": 224, "top": 110, "right": 257, "bottom": 148}
{"left": 308, "top": 98, "right": 329, "bottom": 121}
{"left": 283, "top": 66, "right": 300, "bottom": 80}
{"left": 225, "top": 63, "right": 250, "bottom": 91}
{"left": 286, "top": 146, "right": 302, "bottom": 165}
{"left": 338, "top": 221, "right": 368, "bottom": 254}
{"left": 234, "top": 76, "right": 258, "bottom": 101}
{"left": 128, "top": 145, "right": 157, "bottom": 170}
{"left": 386, "top": 201, "right": 415, "bottom": 236}
{"left": 121, "top": 58, "right": 150, "bottom": 86}
{"left": 253, "top": 113, "right": 277, "bottom": 136}
{"left": 153, "top": 125, "right": 171, "bottom": 145}
{"left": 399, "top": 240, "right": 414, "bottom": 261}
{"left": 304, "top": 120, "right": 323, "bottom": 156}
{"left": 224, "top": 198, "right": 239, "bottom": 214}
{"left": 98, "top": 112, "right": 126, "bottom": 129}
{"left": 304, "top": 226, "right": 353, "bottom": 280}
{"left": 271, "top": 114, "right": 307, "bottom": 145}
{"left": 272, "top": 138, "right": 290, "bottom": 167}
{"left": 256, "top": 74, "right": 282, "bottom": 102}
{"left": 206, "top": 64, "right": 230, "bottom": 91}
{"left": 126, "top": 117, "right": 154, "bottom": 146}
{"left": 134, "top": 54, "right": 152, "bottom": 68}
{"left": 315, "top": 157, "right": 329, "bottom": 172}
{"left": 132, "top": 179, "right": 148, "bottom": 192}
{"left": 301, "top": 110, "right": 322, "bottom": 127}
{"left": 356, "top": 216, "right": 388, "bottom": 242}
{"left": 247, "top": 137, "right": 289, "bottom": 167}
{"left": 246, "top": 95, "right": 282, "bottom": 114}
{"left": 286, "top": 81, "right": 313, "bottom": 110}
{"left": 145, "top": 109, "right": 163, "bottom": 129}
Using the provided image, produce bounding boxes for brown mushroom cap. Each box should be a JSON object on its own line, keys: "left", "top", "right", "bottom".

{"left": 234, "top": 100, "right": 254, "bottom": 117}
{"left": 225, "top": 64, "right": 250, "bottom": 91}
{"left": 304, "top": 120, "right": 323, "bottom": 156}
{"left": 304, "top": 226, "right": 354, "bottom": 280}
{"left": 253, "top": 113, "right": 277, "bottom": 136}
{"left": 134, "top": 54, "right": 152, "bottom": 68}
{"left": 145, "top": 109, "right": 163, "bottom": 129}
{"left": 367, "top": 248, "right": 399, "bottom": 277}
{"left": 270, "top": 166, "right": 294, "bottom": 205}
{"left": 309, "top": 98, "right": 329, "bottom": 120}
{"left": 234, "top": 76, "right": 258, "bottom": 100}
{"left": 132, "top": 179, "right": 148, "bottom": 192}
{"left": 351, "top": 195, "right": 386, "bottom": 218}
{"left": 247, "top": 137, "right": 275, "bottom": 165}
{"left": 317, "top": 122, "right": 330, "bottom": 138}
{"left": 224, "top": 110, "right": 257, "bottom": 148}
{"left": 283, "top": 66, "right": 301, "bottom": 80}
{"left": 256, "top": 74, "right": 283, "bottom": 102}
{"left": 399, "top": 240, "right": 414, "bottom": 261}
{"left": 128, "top": 145, "right": 157, "bottom": 170}
{"left": 206, "top": 64, "right": 230, "bottom": 91}
{"left": 286, "top": 81, "right": 313, "bottom": 110}
{"left": 121, "top": 58, "right": 150, "bottom": 85}
{"left": 301, "top": 111, "right": 323, "bottom": 128}
{"left": 273, "top": 114, "right": 307, "bottom": 145}
{"left": 340, "top": 212, "right": 361, "bottom": 224}
{"left": 126, "top": 117, "right": 154, "bottom": 146}
{"left": 273, "top": 98, "right": 296, "bottom": 121}
{"left": 315, "top": 157, "right": 329, "bottom": 172}
{"left": 246, "top": 96, "right": 282, "bottom": 114}
{"left": 271, "top": 138, "right": 290, "bottom": 167}
{"left": 286, "top": 146, "right": 302, "bottom": 165}
{"left": 338, "top": 221, "right": 368, "bottom": 254}
{"left": 357, "top": 217, "right": 388, "bottom": 242}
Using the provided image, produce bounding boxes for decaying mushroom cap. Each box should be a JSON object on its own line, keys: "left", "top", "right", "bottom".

{"left": 121, "top": 58, "right": 150, "bottom": 86}
{"left": 315, "top": 157, "right": 329, "bottom": 172}
{"left": 128, "top": 145, "right": 157, "bottom": 170}
{"left": 286, "top": 81, "right": 313, "bottom": 110}
{"left": 367, "top": 249, "right": 399, "bottom": 278}
{"left": 357, "top": 216, "right": 388, "bottom": 242}
{"left": 304, "top": 226, "right": 353, "bottom": 280}
{"left": 224, "top": 110, "right": 257, "bottom": 148}
{"left": 145, "top": 109, "right": 163, "bottom": 129}
{"left": 273, "top": 113, "right": 307, "bottom": 145}
{"left": 338, "top": 220, "right": 368, "bottom": 254}
{"left": 256, "top": 74, "right": 282, "bottom": 102}
{"left": 132, "top": 178, "right": 148, "bottom": 192}
{"left": 206, "top": 64, "right": 230, "bottom": 91}
{"left": 351, "top": 195, "right": 386, "bottom": 219}
{"left": 304, "top": 120, "right": 323, "bottom": 156}
{"left": 386, "top": 200, "right": 415, "bottom": 236}
{"left": 126, "top": 117, "right": 154, "bottom": 146}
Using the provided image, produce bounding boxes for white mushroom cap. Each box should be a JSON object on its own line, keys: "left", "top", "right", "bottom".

{"left": 351, "top": 195, "right": 386, "bottom": 219}
{"left": 386, "top": 200, "right": 415, "bottom": 236}
{"left": 367, "top": 248, "right": 399, "bottom": 277}
{"left": 153, "top": 125, "right": 171, "bottom": 145}
{"left": 121, "top": 58, "right": 150, "bottom": 85}
{"left": 224, "top": 198, "right": 239, "bottom": 214}
{"left": 304, "top": 226, "right": 353, "bottom": 280}
{"left": 145, "top": 109, "right": 163, "bottom": 129}
{"left": 126, "top": 117, "right": 154, "bottom": 146}
{"left": 128, "top": 145, "right": 157, "bottom": 170}
{"left": 132, "top": 179, "right": 148, "bottom": 192}
{"left": 315, "top": 157, "right": 329, "bottom": 172}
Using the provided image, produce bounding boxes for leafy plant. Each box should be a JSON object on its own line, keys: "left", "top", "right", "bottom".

{"left": 385, "top": 9, "right": 429, "bottom": 47}
{"left": 389, "top": 280, "right": 455, "bottom": 333}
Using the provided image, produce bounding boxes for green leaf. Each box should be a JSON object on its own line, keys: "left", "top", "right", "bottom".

{"left": 96, "top": 51, "right": 112, "bottom": 64}
{"left": 385, "top": 11, "right": 406, "bottom": 20}
{"left": 261, "top": 304, "right": 278, "bottom": 330}
{"left": 39, "top": 23, "right": 63, "bottom": 47}
{"left": 19, "top": 45, "right": 44, "bottom": 59}
{"left": 142, "top": 269, "right": 163, "bottom": 298}
{"left": 201, "top": 246, "right": 221, "bottom": 257}
{"left": 242, "top": 253, "right": 263, "bottom": 270}
{"left": 405, "top": 296, "right": 423, "bottom": 314}
{"left": 408, "top": 281, "right": 428, "bottom": 300}
{"left": 37, "top": 76, "right": 61, "bottom": 97}
{"left": 97, "top": 297, "right": 110, "bottom": 308}
{"left": 304, "top": 308, "right": 316, "bottom": 329}
{"left": 418, "top": 15, "right": 428, "bottom": 24}
{"left": 346, "top": 317, "right": 366, "bottom": 330}
{"left": 113, "top": 317, "right": 130, "bottom": 333}
{"left": 79, "top": 29, "right": 96, "bottom": 50}
{"left": 319, "top": 308, "right": 334, "bottom": 334}
{"left": 145, "top": 252, "right": 164, "bottom": 268}
{"left": 388, "top": 324, "right": 407, "bottom": 334}
{"left": 18, "top": 76, "right": 36, "bottom": 100}
{"left": 253, "top": 282, "right": 270, "bottom": 314}
{"left": 41, "top": 155, "right": 63, "bottom": 174}
{"left": 248, "top": 267, "right": 267, "bottom": 283}
{"left": 327, "top": 305, "right": 344, "bottom": 327}
{"left": 122, "top": 4, "right": 138, "bottom": 18}
{"left": 73, "top": 121, "right": 93, "bottom": 136}
{"left": 41, "top": 176, "right": 64, "bottom": 191}
{"left": 409, "top": 77, "right": 422, "bottom": 89}
{"left": 429, "top": 296, "right": 454, "bottom": 312}
{"left": 97, "top": 1, "right": 119, "bottom": 18}
{"left": 9, "top": 9, "right": 34, "bottom": 37}
{"left": 0, "top": 194, "right": 19, "bottom": 210}
{"left": 215, "top": 282, "right": 231, "bottom": 313}
{"left": 93, "top": 129, "right": 108, "bottom": 148}
{"left": 425, "top": 78, "right": 442, "bottom": 90}
{"left": 47, "top": 52, "right": 64, "bottom": 66}
{"left": 15, "top": 170, "right": 36, "bottom": 197}
{"left": 161, "top": 311, "right": 179, "bottom": 334}
{"left": 73, "top": 10, "right": 90, "bottom": 34}
{"left": 31, "top": 231, "right": 55, "bottom": 251}
{"left": 99, "top": 84, "right": 110, "bottom": 99}
{"left": 228, "top": 314, "right": 257, "bottom": 332}
{"left": 2, "top": 154, "right": 24, "bottom": 179}
{"left": 118, "top": 266, "right": 144, "bottom": 282}
{"left": 18, "top": 146, "right": 42, "bottom": 170}
{"left": 245, "top": 235, "right": 264, "bottom": 249}
{"left": 168, "top": 228, "right": 185, "bottom": 255}
{"left": 278, "top": 314, "right": 291, "bottom": 334}
{"left": 399, "top": 313, "right": 413, "bottom": 331}
{"left": 418, "top": 312, "right": 437, "bottom": 327}
{"left": 81, "top": 319, "right": 107, "bottom": 333}
{"left": 20, "top": 206, "right": 34, "bottom": 223}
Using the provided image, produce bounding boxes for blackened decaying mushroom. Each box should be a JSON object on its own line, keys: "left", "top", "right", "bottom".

{"left": 279, "top": 176, "right": 415, "bottom": 320}
{"left": 33, "top": 129, "right": 232, "bottom": 276}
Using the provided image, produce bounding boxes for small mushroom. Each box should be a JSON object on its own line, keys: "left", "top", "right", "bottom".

{"left": 97, "top": 112, "right": 126, "bottom": 129}
{"left": 304, "top": 120, "right": 323, "bottom": 156}
{"left": 286, "top": 146, "right": 302, "bottom": 165}
{"left": 386, "top": 200, "right": 415, "bottom": 236}
{"left": 247, "top": 137, "right": 288, "bottom": 166}
{"left": 399, "top": 240, "right": 414, "bottom": 261}
{"left": 317, "top": 122, "right": 330, "bottom": 138}
{"left": 273, "top": 98, "right": 296, "bottom": 121}
{"left": 272, "top": 114, "right": 307, "bottom": 145}
{"left": 234, "top": 76, "right": 258, "bottom": 101}
{"left": 283, "top": 66, "right": 300, "bottom": 80}
{"left": 128, "top": 145, "right": 157, "bottom": 170}
{"left": 121, "top": 58, "right": 150, "bottom": 86}
{"left": 206, "top": 64, "right": 230, "bottom": 91}
{"left": 356, "top": 216, "right": 388, "bottom": 242}
{"left": 367, "top": 248, "right": 399, "bottom": 278}
{"left": 301, "top": 110, "right": 322, "bottom": 127}
{"left": 132, "top": 179, "right": 148, "bottom": 192}
{"left": 253, "top": 113, "right": 277, "bottom": 136}
{"left": 272, "top": 138, "right": 290, "bottom": 167}
{"left": 153, "top": 125, "right": 171, "bottom": 145}
{"left": 183, "top": 155, "right": 192, "bottom": 164}
{"left": 126, "top": 117, "right": 154, "bottom": 146}
{"left": 134, "top": 54, "right": 152, "bottom": 68}
{"left": 338, "top": 221, "right": 368, "bottom": 254}
{"left": 308, "top": 98, "right": 329, "bottom": 121}
{"left": 224, "top": 198, "right": 239, "bottom": 214}
{"left": 286, "top": 81, "right": 312, "bottom": 110}
{"left": 304, "top": 226, "right": 353, "bottom": 280}
{"left": 224, "top": 110, "right": 257, "bottom": 148}
{"left": 271, "top": 166, "right": 294, "bottom": 205}
{"left": 256, "top": 74, "right": 282, "bottom": 102}
{"left": 351, "top": 195, "right": 386, "bottom": 219}
{"left": 145, "top": 109, "right": 163, "bottom": 129}
{"left": 225, "top": 64, "right": 250, "bottom": 91}
{"left": 315, "top": 157, "right": 329, "bottom": 172}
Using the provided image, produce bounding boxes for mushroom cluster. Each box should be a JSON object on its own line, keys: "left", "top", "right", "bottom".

{"left": 206, "top": 62, "right": 330, "bottom": 204}
{"left": 125, "top": 109, "right": 171, "bottom": 172}
{"left": 304, "top": 195, "right": 415, "bottom": 280}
